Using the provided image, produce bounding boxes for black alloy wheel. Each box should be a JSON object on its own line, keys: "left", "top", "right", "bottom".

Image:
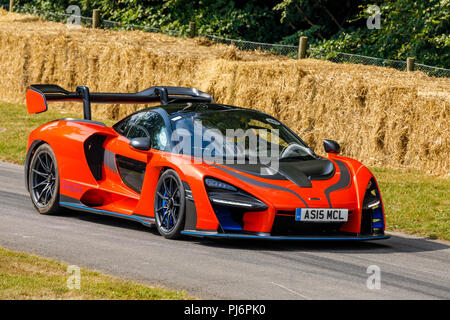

{"left": 28, "top": 144, "right": 61, "bottom": 215}
{"left": 154, "top": 169, "right": 186, "bottom": 239}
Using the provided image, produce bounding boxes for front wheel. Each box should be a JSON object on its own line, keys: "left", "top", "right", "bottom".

{"left": 154, "top": 169, "right": 186, "bottom": 239}
{"left": 28, "top": 143, "right": 61, "bottom": 215}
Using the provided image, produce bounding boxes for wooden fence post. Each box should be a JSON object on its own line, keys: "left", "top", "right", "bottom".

{"left": 92, "top": 9, "right": 100, "bottom": 28}
{"left": 298, "top": 36, "right": 308, "bottom": 59}
{"left": 188, "top": 22, "right": 197, "bottom": 38}
{"left": 406, "top": 57, "right": 415, "bottom": 72}
{"left": 9, "top": 0, "right": 14, "bottom": 11}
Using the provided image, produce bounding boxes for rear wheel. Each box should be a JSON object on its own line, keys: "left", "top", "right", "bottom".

{"left": 154, "top": 169, "right": 185, "bottom": 239}
{"left": 28, "top": 144, "right": 61, "bottom": 215}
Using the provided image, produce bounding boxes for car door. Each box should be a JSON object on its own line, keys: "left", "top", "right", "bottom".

{"left": 109, "top": 110, "right": 170, "bottom": 194}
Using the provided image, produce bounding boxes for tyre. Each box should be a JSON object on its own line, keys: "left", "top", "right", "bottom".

{"left": 28, "top": 143, "right": 61, "bottom": 215}
{"left": 154, "top": 169, "right": 186, "bottom": 239}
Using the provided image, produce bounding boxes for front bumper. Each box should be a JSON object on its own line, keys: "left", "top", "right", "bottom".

{"left": 181, "top": 230, "right": 390, "bottom": 241}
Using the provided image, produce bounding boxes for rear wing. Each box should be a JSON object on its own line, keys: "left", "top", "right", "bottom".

{"left": 26, "top": 84, "right": 214, "bottom": 120}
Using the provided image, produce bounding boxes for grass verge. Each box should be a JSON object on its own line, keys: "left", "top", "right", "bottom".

{"left": 0, "top": 246, "right": 190, "bottom": 299}
{"left": 0, "top": 101, "right": 114, "bottom": 164}
{"left": 0, "top": 100, "right": 448, "bottom": 241}
{"left": 372, "top": 167, "right": 449, "bottom": 241}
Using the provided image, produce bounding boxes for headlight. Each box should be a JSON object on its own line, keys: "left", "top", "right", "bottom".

{"left": 204, "top": 177, "right": 267, "bottom": 211}
{"left": 208, "top": 191, "right": 267, "bottom": 210}
{"left": 204, "top": 177, "right": 237, "bottom": 192}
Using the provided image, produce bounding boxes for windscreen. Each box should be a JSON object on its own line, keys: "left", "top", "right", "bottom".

{"left": 170, "top": 109, "right": 316, "bottom": 161}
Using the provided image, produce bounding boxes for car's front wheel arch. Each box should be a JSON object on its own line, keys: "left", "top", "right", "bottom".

{"left": 154, "top": 168, "right": 186, "bottom": 239}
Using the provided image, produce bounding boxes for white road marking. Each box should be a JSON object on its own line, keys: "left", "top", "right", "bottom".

{"left": 269, "top": 281, "right": 311, "bottom": 300}
{"left": 11, "top": 232, "right": 34, "bottom": 238}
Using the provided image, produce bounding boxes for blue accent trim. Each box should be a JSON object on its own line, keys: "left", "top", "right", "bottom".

{"left": 295, "top": 208, "right": 302, "bottom": 221}
{"left": 372, "top": 182, "right": 384, "bottom": 229}
{"left": 213, "top": 205, "right": 243, "bottom": 231}
{"left": 180, "top": 230, "right": 390, "bottom": 241}
{"left": 59, "top": 202, "right": 154, "bottom": 226}
{"left": 373, "top": 206, "right": 384, "bottom": 229}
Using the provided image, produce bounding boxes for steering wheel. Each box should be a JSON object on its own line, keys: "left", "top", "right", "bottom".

{"left": 129, "top": 124, "right": 150, "bottom": 138}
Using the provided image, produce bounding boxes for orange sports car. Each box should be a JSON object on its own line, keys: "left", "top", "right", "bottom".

{"left": 25, "top": 84, "right": 389, "bottom": 241}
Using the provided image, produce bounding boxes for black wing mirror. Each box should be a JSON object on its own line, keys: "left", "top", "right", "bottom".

{"left": 129, "top": 137, "right": 151, "bottom": 151}
{"left": 323, "top": 139, "right": 340, "bottom": 154}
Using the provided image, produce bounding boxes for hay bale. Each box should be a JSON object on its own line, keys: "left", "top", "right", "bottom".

{"left": 0, "top": 9, "right": 448, "bottom": 175}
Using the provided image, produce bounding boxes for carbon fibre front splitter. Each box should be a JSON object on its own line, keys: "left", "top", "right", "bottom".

{"left": 181, "top": 230, "right": 391, "bottom": 241}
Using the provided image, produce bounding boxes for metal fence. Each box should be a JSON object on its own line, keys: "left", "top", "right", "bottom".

{"left": 204, "top": 34, "right": 299, "bottom": 57}
{"left": 3, "top": 4, "right": 449, "bottom": 78}
{"left": 309, "top": 50, "right": 450, "bottom": 77}
{"left": 3, "top": 4, "right": 183, "bottom": 36}
{"left": 204, "top": 35, "right": 449, "bottom": 77}
{"left": 3, "top": 4, "right": 92, "bottom": 26}
{"left": 309, "top": 49, "right": 406, "bottom": 69}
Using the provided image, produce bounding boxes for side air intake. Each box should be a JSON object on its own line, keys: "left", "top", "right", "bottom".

{"left": 84, "top": 134, "right": 107, "bottom": 181}
{"left": 361, "top": 178, "right": 384, "bottom": 235}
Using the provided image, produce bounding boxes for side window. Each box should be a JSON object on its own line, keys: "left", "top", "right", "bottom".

{"left": 113, "top": 114, "right": 137, "bottom": 136}
{"left": 117, "top": 111, "right": 169, "bottom": 151}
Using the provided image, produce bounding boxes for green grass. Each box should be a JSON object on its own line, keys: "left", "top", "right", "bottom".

{"left": 371, "top": 167, "right": 449, "bottom": 241}
{"left": 0, "top": 246, "right": 190, "bottom": 299}
{"left": 0, "top": 101, "right": 114, "bottom": 164}
{"left": 0, "top": 101, "right": 449, "bottom": 241}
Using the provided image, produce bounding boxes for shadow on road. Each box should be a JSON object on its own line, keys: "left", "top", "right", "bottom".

{"left": 57, "top": 208, "right": 449, "bottom": 254}
{"left": 196, "top": 236, "right": 449, "bottom": 255}
{"left": 57, "top": 207, "right": 159, "bottom": 233}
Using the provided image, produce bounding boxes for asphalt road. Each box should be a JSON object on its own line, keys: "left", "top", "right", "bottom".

{"left": 0, "top": 161, "right": 449, "bottom": 299}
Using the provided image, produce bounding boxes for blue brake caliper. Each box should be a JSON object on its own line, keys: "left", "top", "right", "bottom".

{"left": 162, "top": 191, "right": 167, "bottom": 226}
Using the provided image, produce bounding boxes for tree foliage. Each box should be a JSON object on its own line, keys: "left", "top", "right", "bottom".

{"left": 316, "top": 0, "right": 449, "bottom": 68}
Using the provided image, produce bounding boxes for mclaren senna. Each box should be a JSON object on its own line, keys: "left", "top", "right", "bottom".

{"left": 24, "top": 84, "right": 389, "bottom": 241}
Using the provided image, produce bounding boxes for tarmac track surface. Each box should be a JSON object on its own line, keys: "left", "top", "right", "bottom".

{"left": 0, "top": 161, "right": 449, "bottom": 299}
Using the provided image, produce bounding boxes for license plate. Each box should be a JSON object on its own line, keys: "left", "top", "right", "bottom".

{"left": 295, "top": 208, "right": 348, "bottom": 222}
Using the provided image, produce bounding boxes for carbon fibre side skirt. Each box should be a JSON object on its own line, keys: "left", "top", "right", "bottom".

{"left": 59, "top": 195, "right": 155, "bottom": 226}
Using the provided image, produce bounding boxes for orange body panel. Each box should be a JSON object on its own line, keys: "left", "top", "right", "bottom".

{"left": 26, "top": 89, "right": 48, "bottom": 114}
{"left": 26, "top": 119, "right": 386, "bottom": 236}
